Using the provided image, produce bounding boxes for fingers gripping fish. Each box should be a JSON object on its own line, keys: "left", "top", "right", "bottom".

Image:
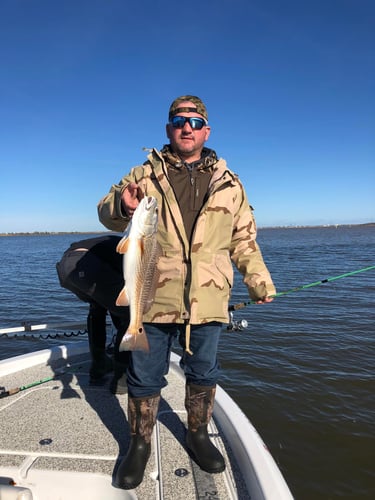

{"left": 115, "top": 196, "right": 160, "bottom": 351}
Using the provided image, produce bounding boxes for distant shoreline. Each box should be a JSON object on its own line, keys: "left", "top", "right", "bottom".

{"left": 260, "top": 222, "right": 375, "bottom": 230}
{"left": 0, "top": 231, "right": 112, "bottom": 237}
{"left": 1, "top": 222, "right": 374, "bottom": 237}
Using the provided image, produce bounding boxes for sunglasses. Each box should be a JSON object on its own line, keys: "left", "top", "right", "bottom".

{"left": 169, "top": 116, "right": 207, "bottom": 130}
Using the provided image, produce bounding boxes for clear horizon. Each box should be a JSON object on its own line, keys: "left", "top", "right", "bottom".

{"left": 1, "top": 0, "right": 374, "bottom": 232}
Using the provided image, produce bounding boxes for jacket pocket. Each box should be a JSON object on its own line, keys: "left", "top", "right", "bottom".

{"left": 196, "top": 253, "right": 233, "bottom": 290}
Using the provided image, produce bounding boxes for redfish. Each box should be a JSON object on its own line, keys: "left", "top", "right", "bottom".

{"left": 115, "top": 196, "right": 160, "bottom": 351}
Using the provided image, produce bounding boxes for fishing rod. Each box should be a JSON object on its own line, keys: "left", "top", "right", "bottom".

{"left": 229, "top": 265, "right": 375, "bottom": 312}
{"left": 0, "top": 376, "right": 58, "bottom": 398}
{"left": 0, "top": 366, "right": 81, "bottom": 399}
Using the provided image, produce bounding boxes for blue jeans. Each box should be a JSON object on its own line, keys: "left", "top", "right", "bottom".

{"left": 126, "top": 322, "right": 222, "bottom": 398}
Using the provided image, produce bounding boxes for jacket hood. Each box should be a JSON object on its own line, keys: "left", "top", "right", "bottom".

{"left": 160, "top": 145, "right": 218, "bottom": 171}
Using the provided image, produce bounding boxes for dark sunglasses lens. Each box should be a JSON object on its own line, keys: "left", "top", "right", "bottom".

{"left": 171, "top": 116, "right": 205, "bottom": 130}
{"left": 171, "top": 116, "right": 186, "bottom": 128}
{"left": 190, "top": 118, "right": 205, "bottom": 130}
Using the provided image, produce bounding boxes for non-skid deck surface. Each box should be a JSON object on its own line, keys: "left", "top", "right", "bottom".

{"left": 0, "top": 352, "right": 249, "bottom": 499}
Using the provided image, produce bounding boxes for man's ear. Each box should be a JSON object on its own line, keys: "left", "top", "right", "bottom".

{"left": 204, "top": 126, "right": 211, "bottom": 141}
{"left": 166, "top": 123, "right": 171, "bottom": 140}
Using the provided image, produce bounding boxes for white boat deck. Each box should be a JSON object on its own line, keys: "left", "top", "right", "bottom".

{"left": 0, "top": 343, "right": 259, "bottom": 499}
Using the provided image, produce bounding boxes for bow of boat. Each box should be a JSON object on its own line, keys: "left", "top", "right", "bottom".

{"left": 0, "top": 342, "right": 293, "bottom": 499}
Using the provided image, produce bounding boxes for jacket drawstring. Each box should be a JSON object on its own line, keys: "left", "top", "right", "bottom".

{"left": 185, "top": 323, "right": 193, "bottom": 355}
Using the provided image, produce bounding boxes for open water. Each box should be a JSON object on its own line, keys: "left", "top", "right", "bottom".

{"left": 0, "top": 226, "right": 374, "bottom": 499}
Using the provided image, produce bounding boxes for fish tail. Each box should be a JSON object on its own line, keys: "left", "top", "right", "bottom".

{"left": 119, "top": 325, "right": 149, "bottom": 352}
{"left": 134, "top": 325, "right": 150, "bottom": 352}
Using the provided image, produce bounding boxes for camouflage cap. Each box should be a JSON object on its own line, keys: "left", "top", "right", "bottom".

{"left": 168, "top": 95, "right": 208, "bottom": 121}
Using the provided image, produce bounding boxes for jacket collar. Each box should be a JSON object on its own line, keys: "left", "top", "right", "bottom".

{"left": 160, "top": 144, "right": 218, "bottom": 171}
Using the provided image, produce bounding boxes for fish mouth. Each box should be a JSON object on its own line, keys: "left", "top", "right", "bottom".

{"left": 144, "top": 196, "right": 157, "bottom": 210}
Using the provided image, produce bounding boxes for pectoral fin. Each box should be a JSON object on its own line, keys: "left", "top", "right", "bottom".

{"left": 116, "top": 237, "right": 130, "bottom": 254}
{"left": 137, "top": 238, "right": 145, "bottom": 255}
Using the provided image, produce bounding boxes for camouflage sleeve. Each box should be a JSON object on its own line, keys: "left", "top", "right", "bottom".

{"left": 230, "top": 183, "right": 276, "bottom": 300}
{"left": 97, "top": 174, "right": 133, "bottom": 232}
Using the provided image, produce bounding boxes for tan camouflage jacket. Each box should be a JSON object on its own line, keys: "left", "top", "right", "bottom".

{"left": 97, "top": 148, "right": 276, "bottom": 325}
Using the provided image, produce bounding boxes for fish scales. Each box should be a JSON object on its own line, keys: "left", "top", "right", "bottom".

{"left": 115, "top": 196, "right": 160, "bottom": 351}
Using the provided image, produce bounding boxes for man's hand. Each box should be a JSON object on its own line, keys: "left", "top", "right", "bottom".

{"left": 121, "top": 182, "right": 144, "bottom": 217}
{"left": 255, "top": 297, "right": 274, "bottom": 304}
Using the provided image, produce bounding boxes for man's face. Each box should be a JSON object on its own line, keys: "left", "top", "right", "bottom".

{"left": 166, "top": 101, "right": 211, "bottom": 162}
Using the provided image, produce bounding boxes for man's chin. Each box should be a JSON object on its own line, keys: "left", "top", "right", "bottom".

{"left": 178, "top": 140, "right": 197, "bottom": 150}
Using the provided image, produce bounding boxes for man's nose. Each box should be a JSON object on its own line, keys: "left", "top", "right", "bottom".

{"left": 182, "top": 121, "right": 193, "bottom": 131}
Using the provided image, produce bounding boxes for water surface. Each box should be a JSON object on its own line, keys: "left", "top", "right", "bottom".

{"left": 1, "top": 226, "right": 374, "bottom": 499}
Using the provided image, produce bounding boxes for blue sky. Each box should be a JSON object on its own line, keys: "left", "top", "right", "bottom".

{"left": 1, "top": 0, "right": 374, "bottom": 232}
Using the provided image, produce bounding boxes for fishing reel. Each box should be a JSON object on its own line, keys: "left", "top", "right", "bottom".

{"left": 227, "top": 312, "right": 248, "bottom": 332}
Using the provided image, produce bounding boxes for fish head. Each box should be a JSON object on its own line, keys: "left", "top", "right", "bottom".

{"left": 132, "top": 196, "right": 158, "bottom": 237}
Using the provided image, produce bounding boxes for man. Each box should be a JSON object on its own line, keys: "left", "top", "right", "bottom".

{"left": 98, "top": 95, "right": 276, "bottom": 489}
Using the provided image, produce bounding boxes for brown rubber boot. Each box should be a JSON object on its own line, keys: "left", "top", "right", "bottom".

{"left": 185, "top": 384, "right": 225, "bottom": 473}
{"left": 113, "top": 394, "right": 160, "bottom": 489}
